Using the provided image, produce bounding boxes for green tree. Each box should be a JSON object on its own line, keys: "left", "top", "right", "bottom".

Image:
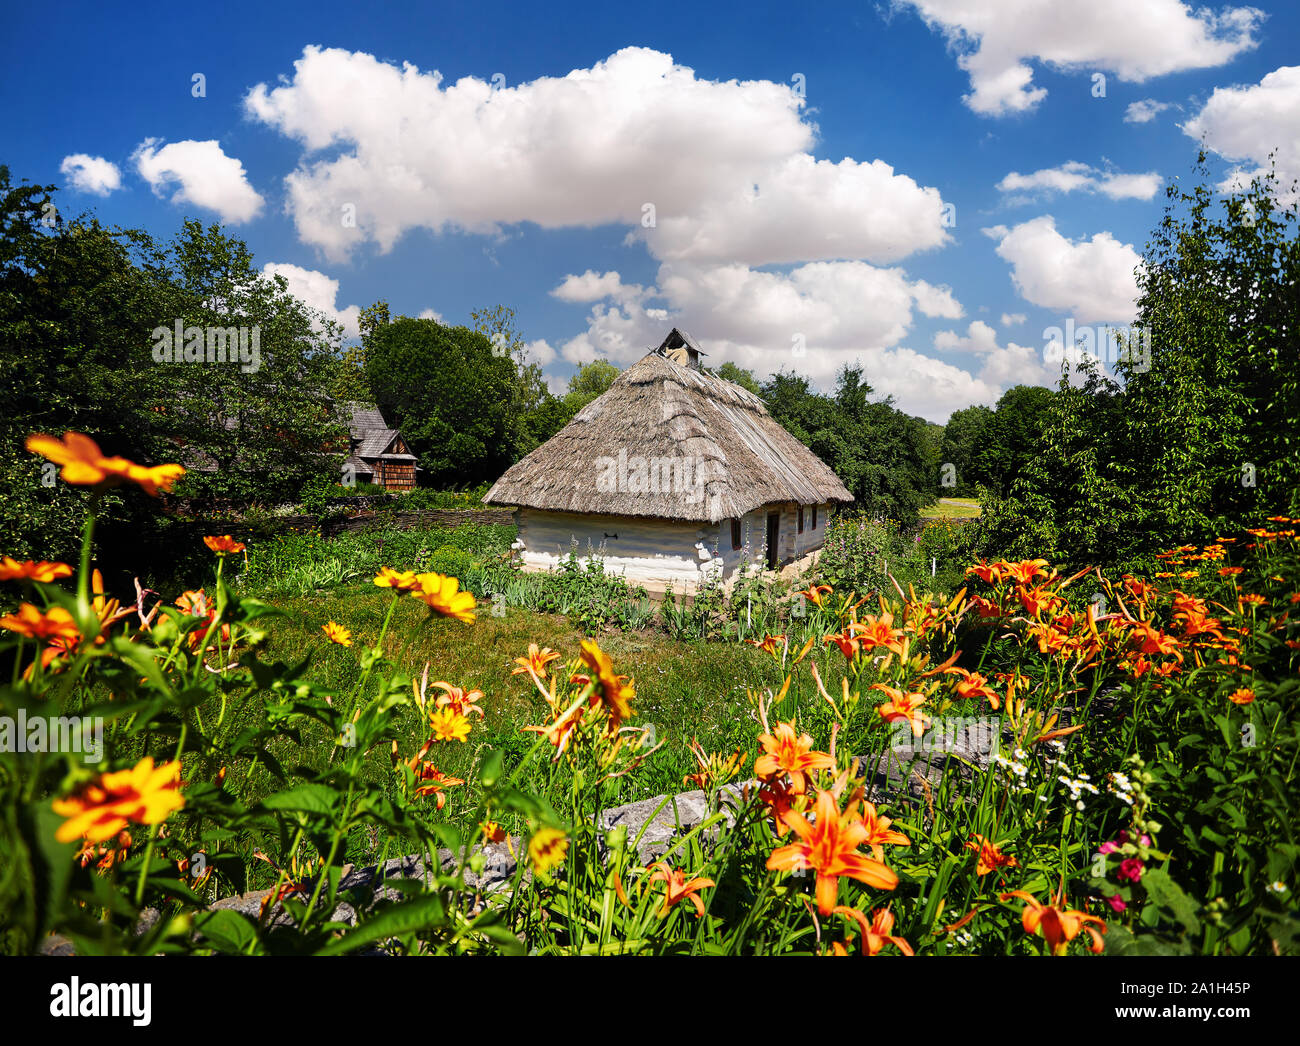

{"left": 364, "top": 317, "right": 515, "bottom": 486}
{"left": 970, "top": 155, "right": 1299, "bottom": 567}
{"left": 566, "top": 359, "right": 620, "bottom": 404}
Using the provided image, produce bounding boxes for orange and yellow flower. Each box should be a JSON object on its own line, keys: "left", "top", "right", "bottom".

{"left": 0, "top": 603, "right": 80, "bottom": 644}
{"left": 412, "top": 572, "right": 477, "bottom": 623}
{"left": 53, "top": 757, "right": 185, "bottom": 844}
{"left": 202, "top": 535, "right": 246, "bottom": 556}
{"left": 966, "top": 834, "right": 1019, "bottom": 877}
{"left": 432, "top": 681, "right": 485, "bottom": 718}
{"left": 528, "top": 827, "right": 568, "bottom": 877}
{"left": 578, "top": 638, "right": 635, "bottom": 731}
{"left": 873, "top": 685, "right": 930, "bottom": 738}
{"left": 511, "top": 643, "right": 562, "bottom": 678}
{"left": 373, "top": 567, "right": 421, "bottom": 592}
{"left": 796, "top": 583, "right": 832, "bottom": 609}
{"left": 1000, "top": 888, "right": 1106, "bottom": 955}
{"left": 852, "top": 612, "right": 905, "bottom": 655}
{"left": 428, "top": 706, "right": 472, "bottom": 742}
{"left": 1228, "top": 688, "right": 1255, "bottom": 705}
{"left": 0, "top": 558, "right": 73, "bottom": 583}
{"left": 322, "top": 621, "right": 352, "bottom": 646}
{"left": 26, "top": 432, "right": 184, "bottom": 496}
{"left": 647, "top": 863, "right": 716, "bottom": 917}
{"left": 767, "top": 787, "right": 899, "bottom": 915}
{"left": 754, "top": 721, "right": 834, "bottom": 794}
{"left": 832, "top": 905, "right": 914, "bottom": 956}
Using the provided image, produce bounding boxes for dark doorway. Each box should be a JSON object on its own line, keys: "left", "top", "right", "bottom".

{"left": 765, "top": 512, "right": 780, "bottom": 570}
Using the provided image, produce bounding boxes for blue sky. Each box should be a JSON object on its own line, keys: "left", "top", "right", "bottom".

{"left": 3, "top": 0, "right": 1296, "bottom": 421}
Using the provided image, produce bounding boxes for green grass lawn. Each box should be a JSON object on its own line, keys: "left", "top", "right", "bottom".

{"left": 919, "top": 497, "right": 981, "bottom": 520}
{"left": 232, "top": 580, "right": 859, "bottom": 865}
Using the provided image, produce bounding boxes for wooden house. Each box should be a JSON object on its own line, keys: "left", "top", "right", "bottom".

{"left": 484, "top": 329, "right": 852, "bottom": 590}
{"left": 343, "top": 402, "right": 420, "bottom": 491}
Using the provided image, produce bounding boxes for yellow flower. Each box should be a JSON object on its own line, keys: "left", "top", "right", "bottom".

{"left": 428, "top": 706, "right": 471, "bottom": 742}
{"left": 412, "top": 572, "right": 477, "bottom": 623}
{"left": 322, "top": 621, "right": 352, "bottom": 646}
{"left": 528, "top": 827, "right": 568, "bottom": 876}
{"left": 373, "top": 567, "right": 421, "bottom": 592}
{"left": 53, "top": 757, "right": 185, "bottom": 844}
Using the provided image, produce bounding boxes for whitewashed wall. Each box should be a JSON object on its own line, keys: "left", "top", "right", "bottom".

{"left": 515, "top": 509, "right": 709, "bottom": 589}
{"left": 513, "top": 503, "right": 833, "bottom": 590}
{"left": 689, "top": 501, "right": 833, "bottom": 582}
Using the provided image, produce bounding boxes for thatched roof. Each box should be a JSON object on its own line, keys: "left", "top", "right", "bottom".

{"left": 485, "top": 342, "right": 853, "bottom": 523}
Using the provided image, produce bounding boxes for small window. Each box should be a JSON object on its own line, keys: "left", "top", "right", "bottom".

{"left": 811, "top": 504, "right": 818, "bottom": 529}
{"left": 731, "top": 519, "right": 742, "bottom": 550}
{"left": 797, "top": 507, "right": 804, "bottom": 533}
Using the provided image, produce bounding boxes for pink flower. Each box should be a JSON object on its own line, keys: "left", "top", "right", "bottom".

{"left": 1108, "top": 894, "right": 1127, "bottom": 913}
{"left": 1099, "top": 841, "right": 1121, "bottom": 855}
{"left": 1117, "top": 858, "right": 1145, "bottom": 883}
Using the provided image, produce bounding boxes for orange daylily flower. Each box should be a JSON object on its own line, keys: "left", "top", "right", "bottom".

{"left": 824, "top": 627, "right": 861, "bottom": 661}
{"left": 1002, "top": 559, "right": 1051, "bottom": 585}
{"left": 966, "top": 834, "right": 1019, "bottom": 876}
{"left": 412, "top": 572, "right": 477, "bottom": 623}
{"left": 851, "top": 613, "right": 905, "bottom": 655}
{"left": 748, "top": 633, "right": 786, "bottom": 657}
{"left": 432, "top": 681, "right": 485, "bottom": 718}
{"left": 321, "top": 621, "right": 352, "bottom": 646}
{"left": 1228, "top": 688, "right": 1255, "bottom": 705}
{"left": 202, "top": 535, "right": 246, "bottom": 556}
{"left": 858, "top": 801, "right": 910, "bottom": 861}
{"left": 578, "top": 638, "right": 635, "bottom": 731}
{"left": 1000, "top": 888, "right": 1106, "bottom": 955}
{"left": 511, "top": 643, "right": 562, "bottom": 678}
{"left": 754, "top": 721, "right": 834, "bottom": 793}
{"left": 767, "top": 787, "right": 898, "bottom": 915}
{"left": 0, "top": 558, "right": 73, "bottom": 583}
{"left": 760, "top": 779, "right": 807, "bottom": 840}
{"left": 52, "top": 757, "right": 185, "bottom": 844}
{"left": 796, "top": 583, "right": 833, "bottom": 608}
{"left": 946, "top": 667, "right": 997, "bottom": 705}
{"left": 411, "top": 764, "right": 464, "bottom": 807}
{"left": 27, "top": 432, "right": 184, "bottom": 496}
{"left": 833, "top": 905, "right": 914, "bottom": 956}
{"left": 873, "top": 685, "right": 930, "bottom": 738}
{"left": 966, "top": 560, "right": 1003, "bottom": 585}
{"left": 647, "top": 863, "right": 716, "bottom": 918}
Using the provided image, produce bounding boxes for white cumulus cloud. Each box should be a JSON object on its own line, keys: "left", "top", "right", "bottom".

{"left": 133, "top": 139, "right": 264, "bottom": 223}
{"left": 1125, "top": 98, "right": 1173, "bottom": 123}
{"left": 988, "top": 216, "right": 1142, "bottom": 322}
{"left": 59, "top": 154, "right": 121, "bottom": 196}
{"left": 997, "top": 161, "right": 1162, "bottom": 200}
{"left": 262, "top": 263, "right": 362, "bottom": 340}
{"left": 1183, "top": 65, "right": 1300, "bottom": 202}
{"left": 894, "top": 0, "right": 1263, "bottom": 116}
{"left": 244, "top": 45, "right": 951, "bottom": 264}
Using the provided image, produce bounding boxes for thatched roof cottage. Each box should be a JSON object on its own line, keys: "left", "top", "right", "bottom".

{"left": 484, "top": 329, "right": 852, "bottom": 590}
